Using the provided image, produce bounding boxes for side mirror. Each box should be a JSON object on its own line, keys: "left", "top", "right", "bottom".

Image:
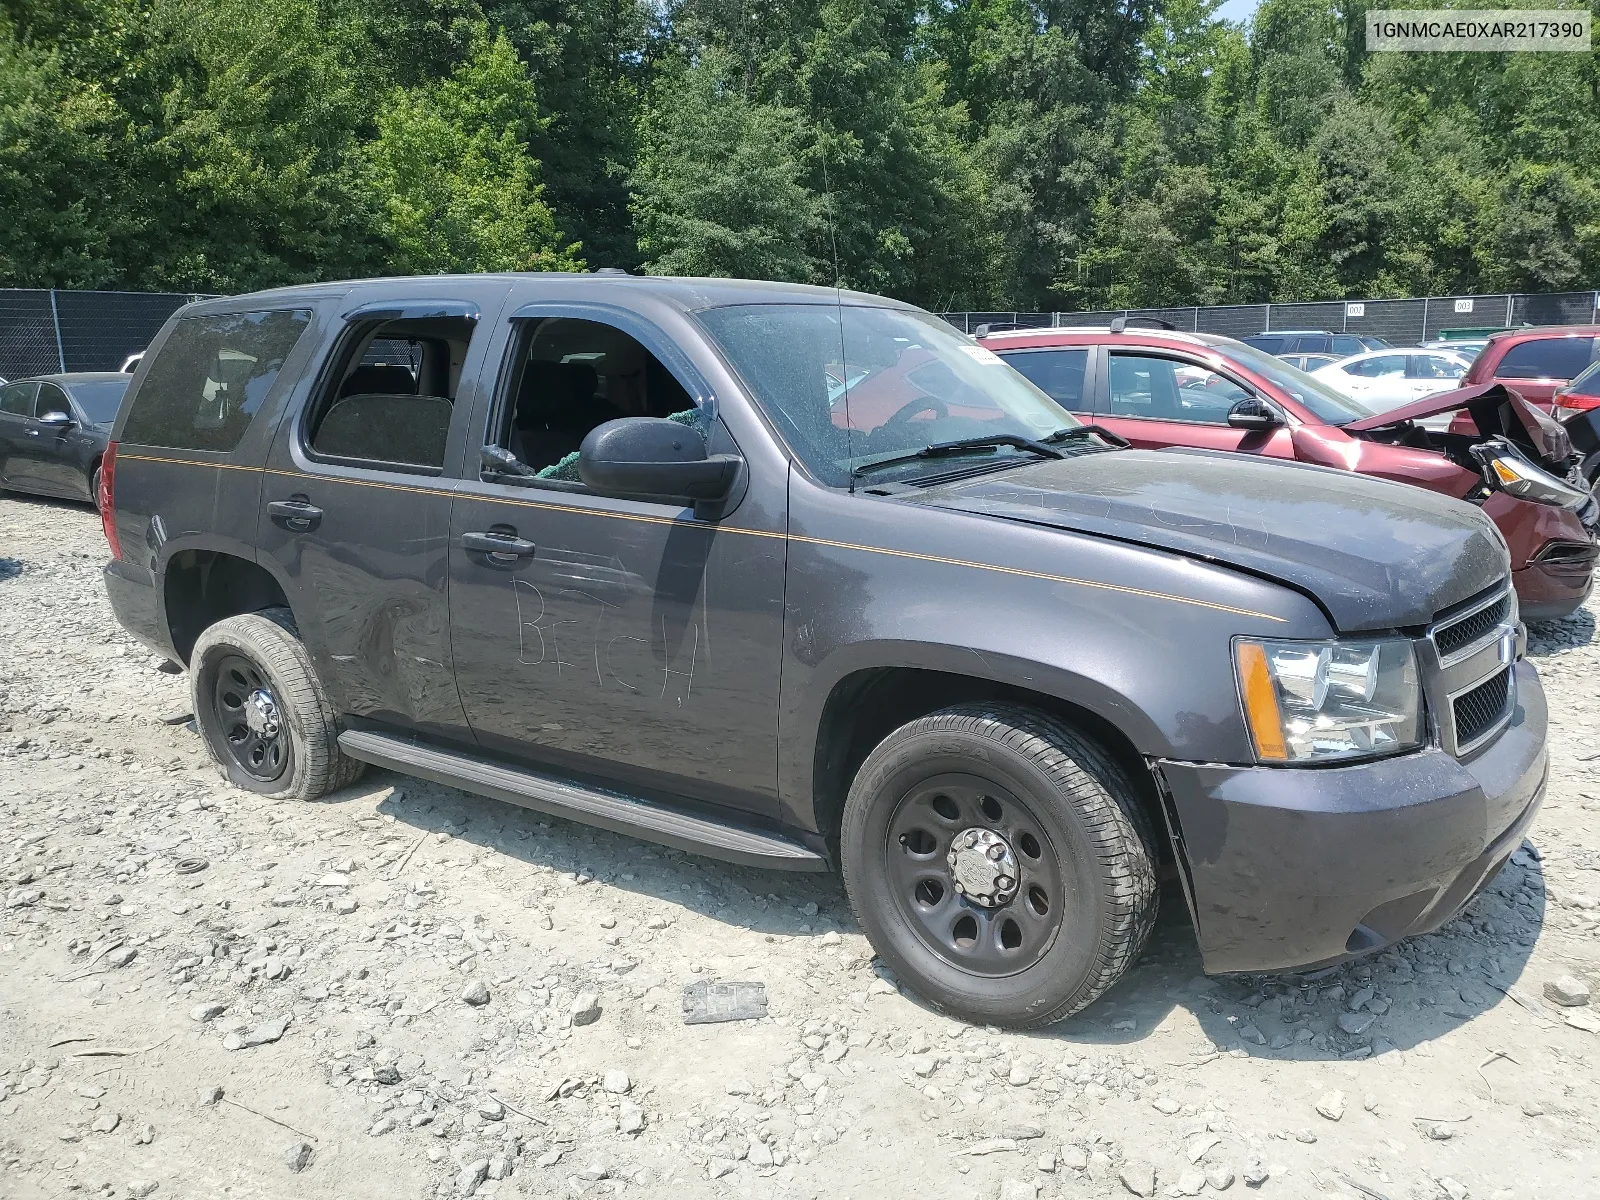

{"left": 38, "top": 410, "right": 74, "bottom": 428}
{"left": 1227, "top": 397, "right": 1281, "bottom": 431}
{"left": 578, "top": 417, "right": 741, "bottom": 514}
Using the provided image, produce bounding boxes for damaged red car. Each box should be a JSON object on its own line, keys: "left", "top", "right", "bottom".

{"left": 981, "top": 323, "right": 1600, "bottom": 621}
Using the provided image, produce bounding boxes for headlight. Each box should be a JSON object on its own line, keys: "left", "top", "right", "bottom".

{"left": 1470, "top": 440, "right": 1591, "bottom": 511}
{"left": 1235, "top": 638, "right": 1422, "bottom": 763}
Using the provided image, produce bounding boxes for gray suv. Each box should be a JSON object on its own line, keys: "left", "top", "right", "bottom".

{"left": 99, "top": 274, "right": 1546, "bottom": 1027}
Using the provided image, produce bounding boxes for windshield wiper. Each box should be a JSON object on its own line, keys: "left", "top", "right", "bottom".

{"left": 1041, "top": 425, "right": 1131, "bottom": 448}
{"left": 852, "top": 434, "right": 1065, "bottom": 478}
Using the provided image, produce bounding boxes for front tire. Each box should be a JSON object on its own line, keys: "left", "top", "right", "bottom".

{"left": 190, "top": 607, "right": 363, "bottom": 800}
{"left": 840, "top": 703, "right": 1159, "bottom": 1027}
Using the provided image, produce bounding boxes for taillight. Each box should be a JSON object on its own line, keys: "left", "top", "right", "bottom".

{"left": 99, "top": 441, "right": 121, "bottom": 560}
{"left": 1553, "top": 392, "right": 1600, "bottom": 421}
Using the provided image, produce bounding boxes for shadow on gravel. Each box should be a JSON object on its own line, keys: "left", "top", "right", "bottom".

{"left": 1526, "top": 606, "right": 1594, "bottom": 653}
{"left": 0, "top": 556, "right": 20, "bottom": 581}
{"left": 1047, "top": 847, "right": 1545, "bottom": 1063}
{"left": 366, "top": 771, "right": 847, "bottom": 940}
{"left": 357, "top": 761, "right": 1545, "bottom": 1061}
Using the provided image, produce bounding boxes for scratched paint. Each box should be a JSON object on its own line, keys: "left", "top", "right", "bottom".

{"left": 511, "top": 577, "right": 700, "bottom": 704}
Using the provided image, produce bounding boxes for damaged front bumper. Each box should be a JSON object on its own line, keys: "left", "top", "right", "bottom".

{"left": 1155, "top": 660, "right": 1547, "bottom": 975}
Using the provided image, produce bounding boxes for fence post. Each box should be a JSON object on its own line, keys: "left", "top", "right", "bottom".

{"left": 1421, "top": 297, "right": 1429, "bottom": 341}
{"left": 1505, "top": 296, "right": 1514, "bottom": 328}
{"left": 47, "top": 289, "right": 66, "bottom": 373}
{"left": 1263, "top": 305, "right": 1271, "bottom": 333}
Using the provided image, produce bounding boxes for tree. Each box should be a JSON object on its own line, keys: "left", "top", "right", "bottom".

{"left": 0, "top": 28, "right": 118, "bottom": 286}
{"left": 632, "top": 52, "right": 819, "bottom": 280}
{"left": 364, "top": 30, "right": 582, "bottom": 274}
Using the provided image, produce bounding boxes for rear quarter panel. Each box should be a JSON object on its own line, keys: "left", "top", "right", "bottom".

{"left": 107, "top": 297, "right": 342, "bottom": 658}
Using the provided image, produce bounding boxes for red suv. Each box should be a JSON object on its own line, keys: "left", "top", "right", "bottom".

{"left": 982, "top": 322, "right": 1599, "bottom": 621}
{"left": 1462, "top": 325, "right": 1600, "bottom": 408}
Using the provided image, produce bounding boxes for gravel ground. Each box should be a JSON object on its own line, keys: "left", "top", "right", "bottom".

{"left": 3, "top": 492, "right": 1600, "bottom": 1200}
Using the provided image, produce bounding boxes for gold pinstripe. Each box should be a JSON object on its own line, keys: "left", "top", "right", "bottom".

{"left": 115, "top": 452, "right": 1287, "bottom": 622}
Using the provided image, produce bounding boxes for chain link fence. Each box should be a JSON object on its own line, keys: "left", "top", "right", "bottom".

{"left": 0, "top": 289, "right": 208, "bottom": 381}
{"left": 943, "top": 289, "right": 1600, "bottom": 342}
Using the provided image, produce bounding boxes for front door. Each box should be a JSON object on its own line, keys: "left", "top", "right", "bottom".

{"left": 1094, "top": 350, "right": 1297, "bottom": 457}
{"left": 0, "top": 381, "right": 41, "bottom": 489}
{"left": 23, "top": 382, "right": 96, "bottom": 498}
{"left": 256, "top": 289, "right": 508, "bottom": 743}
{"left": 446, "top": 306, "right": 786, "bottom": 814}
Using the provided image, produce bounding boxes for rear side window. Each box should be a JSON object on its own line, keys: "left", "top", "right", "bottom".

{"left": 304, "top": 316, "right": 476, "bottom": 474}
{"left": 121, "top": 309, "right": 312, "bottom": 452}
{"left": 1494, "top": 336, "right": 1596, "bottom": 381}
{"left": 1330, "top": 335, "right": 1364, "bottom": 355}
{"left": 0, "top": 381, "right": 39, "bottom": 417}
{"left": 1244, "top": 336, "right": 1286, "bottom": 354}
{"left": 1001, "top": 349, "right": 1089, "bottom": 409}
{"left": 1345, "top": 354, "right": 1406, "bottom": 378}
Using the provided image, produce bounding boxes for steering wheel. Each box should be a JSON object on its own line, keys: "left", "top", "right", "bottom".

{"left": 878, "top": 395, "right": 949, "bottom": 432}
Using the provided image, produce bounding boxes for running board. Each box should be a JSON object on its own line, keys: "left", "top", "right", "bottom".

{"left": 337, "top": 730, "right": 828, "bottom": 873}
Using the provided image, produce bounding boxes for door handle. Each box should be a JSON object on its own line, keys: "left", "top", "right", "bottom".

{"left": 462, "top": 530, "right": 537, "bottom": 563}
{"left": 268, "top": 497, "right": 323, "bottom": 532}
{"left": 25, "top": 429, "right": 39, "bottom": 437}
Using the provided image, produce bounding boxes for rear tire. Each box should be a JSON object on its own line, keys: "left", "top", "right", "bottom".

{"left": 90, "top": 465, "right": 102, "bottom": 511}
{"left": 840, "top": 703, "right": 1159, "bottom": 1027}
{"left": 190, "top": 607, "right": 364, "bottom": 800}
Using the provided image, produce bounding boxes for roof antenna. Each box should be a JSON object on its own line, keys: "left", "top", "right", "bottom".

{"left": 819, "top": 145, "right": 855, "bottom": 493}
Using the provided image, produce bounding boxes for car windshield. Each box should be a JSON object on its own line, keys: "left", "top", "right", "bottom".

{"left": 696, "top": 304, "right": 1080, "bottom": 485}
{"left": 66, "top": 378, "right": 130, "bottom": 427}
{"left": 1221, "top": 343, "right": 1376, "bottom": 424}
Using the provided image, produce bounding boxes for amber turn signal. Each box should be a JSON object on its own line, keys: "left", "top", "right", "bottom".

{"left": 1235, "top": 640, "right": 1288, "bottom": 761}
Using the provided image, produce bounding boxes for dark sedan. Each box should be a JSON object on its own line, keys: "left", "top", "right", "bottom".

{"left": 0, "top": 373, "right": 129, "bottom": 508}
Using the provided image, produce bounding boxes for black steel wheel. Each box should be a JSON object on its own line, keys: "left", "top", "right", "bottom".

{"left": 190, "top": 608, "right": 364, "bottom": 800}
{"left": 841, "top": 703, "right": 1159, "bottom": 1028}
{"left": 209, "top": 653, "right": 291, "bottom": 783}
{"left": 885, "top": 774, "right": 1065, "bottom": 977}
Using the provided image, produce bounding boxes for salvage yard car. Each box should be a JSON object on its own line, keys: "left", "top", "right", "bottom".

{"left": 986, "top": 323, "right": 1599, "bottom": 621}
{"left": 0, "top": 372, "right": 129, "bottom": 508}
{"left": 99, "top": 274, "right": 1547, "bottom": 1027}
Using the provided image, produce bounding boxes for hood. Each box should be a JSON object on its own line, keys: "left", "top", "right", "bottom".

{"left": 1346, "top": 382, "right": 1572, "bottom": 464}
{"left": 910, "top": 449, "right": 1509, "bottom": 630}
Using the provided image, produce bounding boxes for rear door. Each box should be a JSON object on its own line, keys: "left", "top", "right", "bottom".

{"left": 256, "top": 287, "right": 510, "bottom": 745}
{"left": 19, "top": 382, "right": 96, "bottom": 498}
{"left": 999, "top": 346, "right": 1094, "bottom": 416}
{"left": 1091, "top": 350, "right": 1296, "bottom": 456}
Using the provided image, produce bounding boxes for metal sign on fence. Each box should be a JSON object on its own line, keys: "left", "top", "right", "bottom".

{"left": 944, "top": 289, "right": 1600, "bottom": 344}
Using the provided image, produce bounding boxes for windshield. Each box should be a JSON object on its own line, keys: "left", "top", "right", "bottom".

{"left": 696, "top": 304, "right": 1080, "bottom": 485}
{"left": 1221, "top": 343, "right": 1376, "bottom": 424}
{"left": 66, "top": 378, "right": 130, "bottom": 427}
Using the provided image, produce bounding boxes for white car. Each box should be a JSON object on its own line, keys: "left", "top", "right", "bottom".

{"left": 1311, "top": 348, "right": 1474, "bottom": 419}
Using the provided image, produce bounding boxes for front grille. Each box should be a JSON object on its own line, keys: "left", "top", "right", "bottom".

{"left": 1433, "top": 593, "right": 1510, "bottom": 659}
{"left": 1453, "top": 667, "right": 1512, "bottom": 748}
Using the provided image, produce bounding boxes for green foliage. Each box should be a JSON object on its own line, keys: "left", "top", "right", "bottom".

{"left": 0, "top": 0, "right": 1596, "bottom": 305}
{"left": 365, "top": 29, "right": 581, "bottom": 274}
{"left": 632, "top": 51, "right": 818, "bottom": 280}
